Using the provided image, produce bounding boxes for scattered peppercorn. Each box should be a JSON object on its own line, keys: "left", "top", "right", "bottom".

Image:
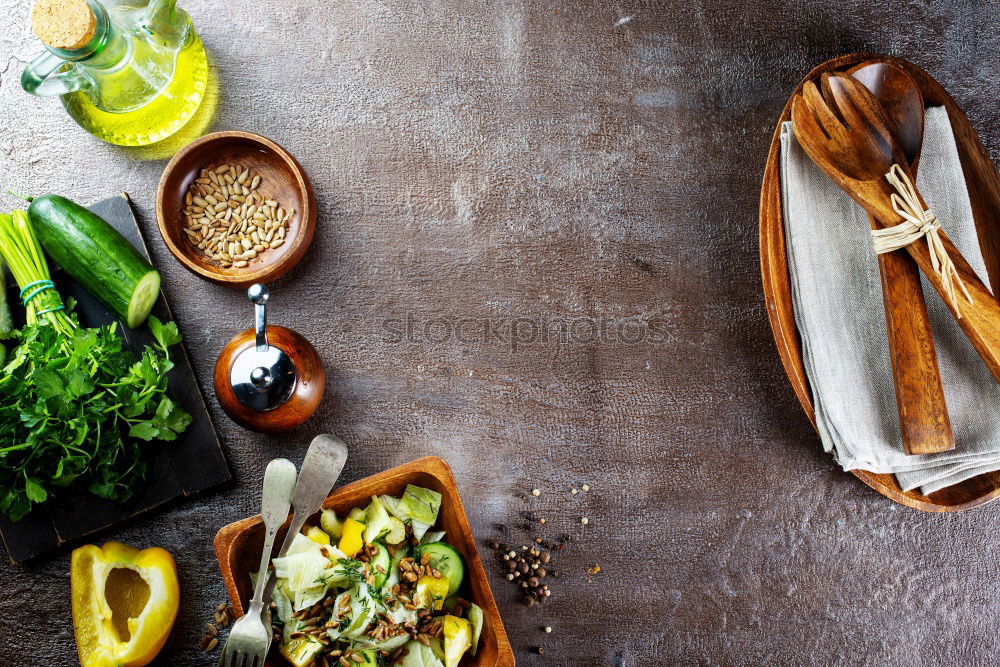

{"left": 487, "top": 494, "right": 576, "bottom": 613}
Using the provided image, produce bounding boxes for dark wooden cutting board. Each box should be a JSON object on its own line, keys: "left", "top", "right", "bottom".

{"left": 0, "top": 194, "right": 230, "bottom": 563}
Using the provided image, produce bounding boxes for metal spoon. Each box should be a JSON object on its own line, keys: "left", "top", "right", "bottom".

{"left": 263, "top": 433, "right": 349, "bottom": 600}
{"left": 848, "top": 61, "right": 954, "bottom": 455}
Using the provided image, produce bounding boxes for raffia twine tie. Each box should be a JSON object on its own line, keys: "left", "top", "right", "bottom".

{"left": 870, "top": 164, "right": 973, "bottom": 317}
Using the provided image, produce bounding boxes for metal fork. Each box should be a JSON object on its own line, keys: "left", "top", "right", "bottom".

{"left": 218, "top": 458, "right": 297, "bottom": 667}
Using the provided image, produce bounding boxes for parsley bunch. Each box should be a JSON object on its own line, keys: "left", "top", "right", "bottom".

{"left": 0, "top": 211, "right": 191, "bottom": 521}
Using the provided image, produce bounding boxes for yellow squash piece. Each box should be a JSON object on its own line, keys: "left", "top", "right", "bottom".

{"left": 338, "top": 517, "right": 365, "bottom": 557}
{"left": 280, "top": 635, "right": 325, "bottom": 667}
{"left": 414, "top": 575, "right": 450, "bottom": 610}
{"left": 442, "top": 615, "right": 472, "bottom": 667}
{"left": 305, "top": 525, "right": 331, "bottom": 545}
{"left": 71, "top": 542, "right": 180, "bottom": 667}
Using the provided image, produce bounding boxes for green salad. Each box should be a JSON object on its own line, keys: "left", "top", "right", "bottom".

{"left": 272, "top": 485, "right": 485, "bottom": 667}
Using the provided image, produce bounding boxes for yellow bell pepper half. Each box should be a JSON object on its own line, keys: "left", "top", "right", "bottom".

{"left": 71, "top": 542, "right": 180, "bottom": 667}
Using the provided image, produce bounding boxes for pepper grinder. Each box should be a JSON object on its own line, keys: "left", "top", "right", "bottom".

{"left": 214, "top": 284, "right": 325, "bottom": 433}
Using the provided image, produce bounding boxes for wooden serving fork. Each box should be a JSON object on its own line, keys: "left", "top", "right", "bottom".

{"left": 791, "top": 73, "right": 1000, "bottom": 386}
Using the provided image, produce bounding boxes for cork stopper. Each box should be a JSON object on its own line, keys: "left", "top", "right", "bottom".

{"left": 32, "top": 0, "right": 96, "bottom": 50}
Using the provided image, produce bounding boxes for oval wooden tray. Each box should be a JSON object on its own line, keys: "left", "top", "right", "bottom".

{"left": 759, "top": 54, "right": 1000, "bottom": 512}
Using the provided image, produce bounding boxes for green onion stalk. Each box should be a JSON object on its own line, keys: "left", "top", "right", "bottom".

{"left": 0, "top": 257, "right": 10, "bottom": 368}
{"left": 0, "top": 211, "right": 74, "bottom": 337}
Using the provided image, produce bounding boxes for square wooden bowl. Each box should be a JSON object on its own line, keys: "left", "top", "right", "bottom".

{"left": 214, "top": 457, "right": 515, "bottom": 666}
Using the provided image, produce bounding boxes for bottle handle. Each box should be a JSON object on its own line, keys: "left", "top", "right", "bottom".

{"left": 21, "top": 51, "right": 89, "bottom": 97}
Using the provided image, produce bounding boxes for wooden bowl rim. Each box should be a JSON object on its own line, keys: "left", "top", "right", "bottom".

{"left": 155, "top": 130, "right": 316, "bottom": 288}
{"left": 759, "top": 53, "right": 1000, "bottom": 512}
{"left": 213, "top": 455, "right": 515, "bottom": 666}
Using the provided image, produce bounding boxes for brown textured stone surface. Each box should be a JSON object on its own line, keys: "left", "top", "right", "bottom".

{"left": 1, "top": 0, "right": 999, "bottom": 665}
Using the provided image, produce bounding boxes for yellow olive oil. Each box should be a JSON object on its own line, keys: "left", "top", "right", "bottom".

{"left": 60, "top": 34, "right": 208, "bottom": 147}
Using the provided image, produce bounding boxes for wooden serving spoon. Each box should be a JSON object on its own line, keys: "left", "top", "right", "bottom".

{"left": 848, "top": 61, "right": 953, "bottom": 455}
{"left": 791, "top": 73, "right": 1000, "bottom": 387}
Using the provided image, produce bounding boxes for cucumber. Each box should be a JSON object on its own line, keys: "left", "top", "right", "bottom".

{"left": 370, "top": 542, "right": 391, "bottom": 589}
{"left": 353, "top": 650, "right": 378, "bottom": 666}
{"left": 27, "top": 195, "right": 160, "bottom": 328}
{"left": 320, "top": 509, "right": 343, "bottom": 539}
{"left": 416, "top": 542, "right": 464, "bottom": 597}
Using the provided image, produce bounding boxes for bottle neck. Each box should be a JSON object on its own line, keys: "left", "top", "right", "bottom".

{"left": 46, "top": 0, "right": 126, "bottom": 69}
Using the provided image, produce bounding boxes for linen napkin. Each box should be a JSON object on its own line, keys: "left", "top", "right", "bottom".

{"left": 780, "top": 107, "right": 1000, "bottom": 495}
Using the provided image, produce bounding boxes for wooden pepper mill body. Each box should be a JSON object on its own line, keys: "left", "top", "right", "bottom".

{"left": 214, "top": 284, "right": 325, "bottom": 432}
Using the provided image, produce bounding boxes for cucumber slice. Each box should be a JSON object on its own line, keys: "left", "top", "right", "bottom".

{"left": 27, "top": 195, "right": 161, "bottom": 328}
{"left": 370, "top": 542, "right": 391, "bottom": 589}
{"left": 353, "top": 649, "right": 378, "bottom": 666}
{"left": 416, "top": 543, "right": 465, "bottom": 597}
{"left": 320, "top": 509, "right": 344, "bottom": 539}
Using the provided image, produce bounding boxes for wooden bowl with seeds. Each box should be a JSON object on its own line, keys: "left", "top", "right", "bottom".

{"left": 156, "top": 131, "right": 316, "bottom": 288}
